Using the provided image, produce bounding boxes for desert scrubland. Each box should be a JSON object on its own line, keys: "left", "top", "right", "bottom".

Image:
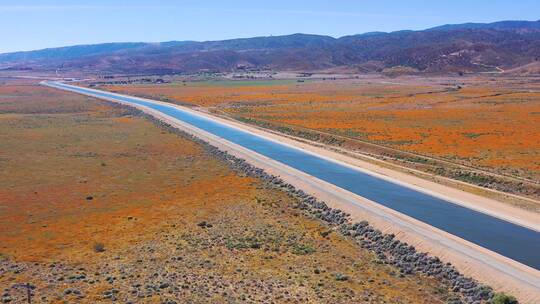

{"left": 0, "top": 82, "right": 469, "bottom": 303}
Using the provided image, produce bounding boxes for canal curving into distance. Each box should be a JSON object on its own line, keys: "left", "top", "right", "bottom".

{"left": 48, "top": 82, "right": 540, "bottom": 270}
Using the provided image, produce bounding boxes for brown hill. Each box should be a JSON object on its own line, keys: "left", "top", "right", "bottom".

{"left": 1, "top": 20, "right": 539, "bottom": 74}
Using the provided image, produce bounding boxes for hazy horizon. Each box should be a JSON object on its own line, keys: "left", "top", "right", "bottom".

{"left": 2, "top": 0, "right": 540, "bottom": 53}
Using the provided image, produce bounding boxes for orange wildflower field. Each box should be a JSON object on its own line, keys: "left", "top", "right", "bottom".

{"left": 106, "top": 76, "right": 540, "bottom": 182}
{"left": 1, "top": 82, "right": 453, "bottom": 303}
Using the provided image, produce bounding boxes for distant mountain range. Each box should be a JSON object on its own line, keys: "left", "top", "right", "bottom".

{"left": 2, "top": 20, "right": 540, "bottom": 75}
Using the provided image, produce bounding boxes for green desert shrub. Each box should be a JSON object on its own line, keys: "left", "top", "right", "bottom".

{"left": 292, "top": 243, "right": 315, "bottom": 255}
{"left": 93, "top": 242, "right": 106, "bottom": 253}
{"left": 491, "top": 293, "right": 518, "bottom": 304}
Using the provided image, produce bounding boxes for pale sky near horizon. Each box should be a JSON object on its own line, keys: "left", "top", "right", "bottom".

{"left": 1, "top": 0, "right": 539, "bottom": 53}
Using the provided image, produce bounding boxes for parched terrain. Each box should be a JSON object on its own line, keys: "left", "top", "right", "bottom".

{"left": 0, "top": 83, "right": 466, "bottom": 303}
{"left": 103, "top": 76, "right": 540, "bottom": 202}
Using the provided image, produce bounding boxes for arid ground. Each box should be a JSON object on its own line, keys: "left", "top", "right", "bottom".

{"left": 0, "top": 82, "right": 464, "bottom": 303}
{"left": 102, "top": 75, "right": 540, "bottom": 203}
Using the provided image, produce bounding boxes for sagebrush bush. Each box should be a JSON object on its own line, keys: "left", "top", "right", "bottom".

{"left": 491, "top": 293, "right": 518, "bottom": 304}
{"left": 93, "top": 242, "right": 105, "bottom": 253}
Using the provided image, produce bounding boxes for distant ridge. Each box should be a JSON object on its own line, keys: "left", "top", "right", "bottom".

{"left": 2, "top": 19, "right": 539, "bottom": 74}
{"left": 427, "top": 19, "right": 540, "bottom": 31}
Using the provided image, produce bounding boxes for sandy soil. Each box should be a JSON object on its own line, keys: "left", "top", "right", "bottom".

{"left": 46, "top": 82, "right": 540, "bottom": 303}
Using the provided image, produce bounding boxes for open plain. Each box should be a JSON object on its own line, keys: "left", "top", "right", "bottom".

{"left": 102, "top": 75, "right": 540, "bottom": 206}
{"left": 0, "top": 81, "right": 470, "bottom": 303}
{"left": 49, "top": 79, "right": 540, "bottom": 302}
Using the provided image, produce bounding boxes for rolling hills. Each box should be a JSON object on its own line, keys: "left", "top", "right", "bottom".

{"left": 1, "top": 20, "right": 539, "bottom": 74}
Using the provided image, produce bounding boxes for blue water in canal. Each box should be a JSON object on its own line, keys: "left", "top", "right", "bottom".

{"left": 52, "top": 82, "right": 540, "bottom": 270}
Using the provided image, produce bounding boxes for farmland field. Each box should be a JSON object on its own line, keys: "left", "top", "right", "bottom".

{"left": 103, "top": 76, "right": 540, "bottom": 201}
{"left": 0, "top": 82, "right": 455, "bottom": 303}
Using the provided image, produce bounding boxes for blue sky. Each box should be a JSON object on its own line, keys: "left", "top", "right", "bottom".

{"left": 1, "top": 0, "right": 539, "bottom": 53}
